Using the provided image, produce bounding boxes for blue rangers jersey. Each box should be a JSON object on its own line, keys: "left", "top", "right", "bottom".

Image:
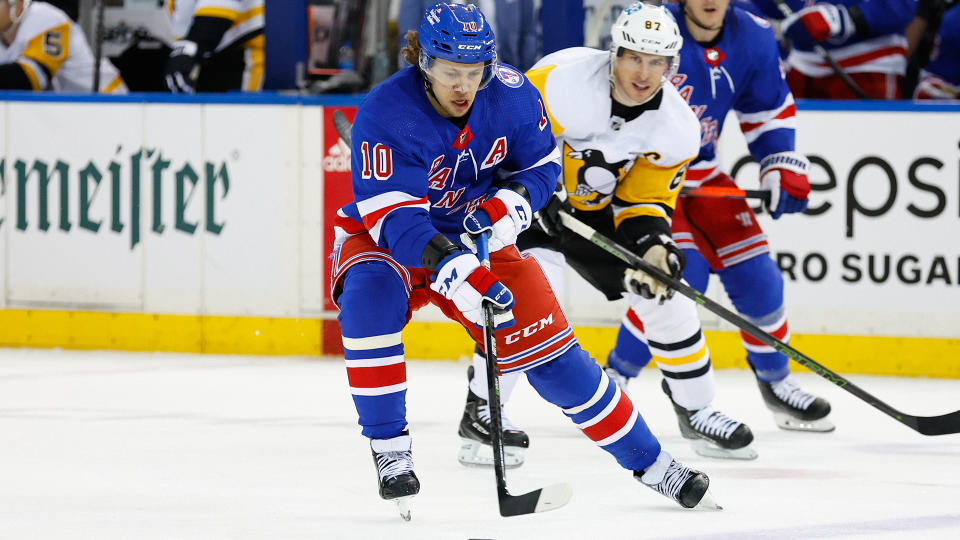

{"left": 750, "top": 0, "right": 915, "bottom": 77}
{"left": 914, "top": 4, "right": 960, "bottom": 99}
{"left": 665, "top": 3, "right": 796, "bottom": 185}
{"left": 341, "top": 63, "right": 561, "bottom": 268}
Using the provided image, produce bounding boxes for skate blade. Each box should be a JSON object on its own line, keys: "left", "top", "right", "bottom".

{"left": 395, "top": 496, "right": 414, "bottom": 521}
{"left": 690, "top": 439, "right": 758, "bottom": 461}
{"left": 693, "top": 489, "right": 723, "bottom": 511}
{"left": 773, "top": 412, "right": 836, "bottom": 432}
{"left": 457, "top": 439, "right": 525, "bottom": 469}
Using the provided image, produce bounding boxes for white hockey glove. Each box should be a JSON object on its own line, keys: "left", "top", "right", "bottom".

{"left": 430, "top": 251, "right": 515, "bottom": 329}
{"left": 461, "top": 188, "right": 532, "bottom": 253}
{"left": 623, "top": 233, "right": 685, "bottom": 305}
{"left": 165, "top": 40, "right": 200, "bottom": 93}
{"left": 759, "top": 152, "right": 811, "bottom": 219}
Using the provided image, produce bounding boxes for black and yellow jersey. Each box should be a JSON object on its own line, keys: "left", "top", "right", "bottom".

{"left": 0, "top": 2, "right": 126, "bottom": 92}
{"left": 526, "top": 47, "right": 699, "bottom": 232}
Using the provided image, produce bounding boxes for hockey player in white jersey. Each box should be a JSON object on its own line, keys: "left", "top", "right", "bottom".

{"left": 459, "top": 2, "right": 758, "bottom": 462}
{"left": 164, "top": 0, "right": 264, "bottom": 92}
{"left": 0, "top": 0, "right": 126, "bottom": 92}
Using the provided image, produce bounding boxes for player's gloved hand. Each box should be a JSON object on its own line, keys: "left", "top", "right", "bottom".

{"left": 534, "top": 187, "right": 570, "bottom": 237}
{"left": 782, "top": 4, "right": 855, "bottom": 48}
{"left": 461, "top": 188, "right": 532, "bottom": 253}
{"left": 165, "top": 40, "right": 201, "bottom": 93}
{"left": 430, "top": 251, "right": 515, "bottom": 329}
{"left": 623, "top": 233, "right": 685, "bottom": 305}
{"left": 760, "top": 152, "right": 810, "bottom": 219}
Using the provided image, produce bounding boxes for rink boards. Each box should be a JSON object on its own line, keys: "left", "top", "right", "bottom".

{"left": 0, "top": 93, "right": 957, "bottom": 377}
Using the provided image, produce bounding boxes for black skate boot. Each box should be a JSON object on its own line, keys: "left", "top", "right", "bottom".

{"left": 754, "top": 371, "right": 834, "bottom": 432}
{"left": 458, "top": 365, "right": 529, "bottom": 468}
{"left": 634, "top": 450, "right": 721, "bottom": 510}
{"left": 370, "top": 431, "right": 419, "bottom": 521}
{"left": 662, "top": 379, "right": 757, "bottom": 460}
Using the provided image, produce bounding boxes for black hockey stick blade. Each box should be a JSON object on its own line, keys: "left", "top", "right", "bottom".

{"left": 477, "top": 233, "right": 573, "bottom": 517}
{"left": 333, "top": 109, "right": 352, "bottom": 145}
{"left": 498, "top": 482, "right": 574, "bottom": 517}
{"left": 557, "top": 209, "right": 960, "bottom": 436}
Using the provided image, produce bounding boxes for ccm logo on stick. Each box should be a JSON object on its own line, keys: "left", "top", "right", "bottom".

{"left": 505, "top": 314, "right": 553, "bottom": 344}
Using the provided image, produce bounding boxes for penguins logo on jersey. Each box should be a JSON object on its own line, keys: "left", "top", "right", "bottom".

{"left": 563, "top": 142, "right": 629, "bottom": 208}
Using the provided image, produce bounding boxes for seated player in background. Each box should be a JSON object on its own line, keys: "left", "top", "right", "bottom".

{"left": 749, "top": 0, "right": 915, "bottom": 99}
{"left": 163, "top": 0, "right": 264, "bottom": 93}
{"left": 913, "top": 2, "right": 960, "bottom": 98}
{"left": 0, "top": 0, "right": 126, "bottom": 92}
{"left": 332, "top": 1, "right": 720, "bottom": 517}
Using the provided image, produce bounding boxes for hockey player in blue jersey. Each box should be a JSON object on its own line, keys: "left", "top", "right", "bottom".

{"left": 914, "top": 2, "right": 960, "bottom": 99}
{"left": 330, "top": 2, "right": 719, "bottom": 518}
{"left": 749, "top": 0, "right": 915, "bottom": 99}
{"left": 602, "top": 0, "right": 834, "bottom": 433}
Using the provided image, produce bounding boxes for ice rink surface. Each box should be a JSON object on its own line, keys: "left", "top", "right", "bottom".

{"left": 0, "top": 348, "right": 958, "bottom": 540}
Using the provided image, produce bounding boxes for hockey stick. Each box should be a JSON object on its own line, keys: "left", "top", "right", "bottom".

{"left": 333, "top": 109, "right": 353, "bottom": 145}
{"left": 476, "top": 233, "right": 573, "bottom": 516}
{"left": 556, "top": 209, "right": 960, "bottom": 436}
{"left": 93, "top": 0, "right": 106, "bottom": 92}
{"left": 773, "top": 0, "right": 868, "bottom": 99}
{"left": 681, "top": 186, "right": 770, "bottom": 203}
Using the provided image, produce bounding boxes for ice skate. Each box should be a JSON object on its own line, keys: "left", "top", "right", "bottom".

{"left": 634, "top": 450, "right": 721, "bottom": 510}
{"left": 603, "top": 361, "right": 631, "bottom": 392}
{"left": 458, "top": 366, "right": 529, "bottom": 468}
{"left": 371, "top": 431, "right": 419, "bottom": 521}
{"left": 756, "top": 373, "right": 834, "bottom": 432}
{"left": 662, "top": 379, "right": 757, "bottom": 460}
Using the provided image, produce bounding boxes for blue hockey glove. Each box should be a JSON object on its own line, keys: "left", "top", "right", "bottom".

{"left": 760, "top": 152, "right": 810, "bottom": 219}
{"left": 430, "top": 251, "right": 515, "bottom": 329}
{"left": 461, "top": 188, "right": 532, "bottom": 253}
{"left": 782, "top": 4, "right": 856, "bottom": 49}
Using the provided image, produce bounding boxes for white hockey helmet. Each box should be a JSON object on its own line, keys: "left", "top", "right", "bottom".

{"left": 610, "top": 2, "right": 682, "bottom": 73}
{"left": 10, "top": 0, "right": 31, "bottom": 23}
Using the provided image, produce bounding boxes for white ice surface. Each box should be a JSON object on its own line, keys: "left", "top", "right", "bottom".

{"left": 1, "top": 348, "right": 958, "bottom": 540}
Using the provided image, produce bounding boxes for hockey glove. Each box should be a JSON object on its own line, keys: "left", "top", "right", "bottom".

{"left": 760, "top": 152, "right": 810, "bottom": 219}
{"left": 623, "top": 233, "right": 685, "bottom": 305}
{"left": 782, "top": 4, "right": 856, "bottom": 48}
{"left": 430, "top": 251, "right": 515, "bottom": 329}
{"left": 461, "top": 188, "right": 532, "bottom": 253}
{"left": 165, "top": 40, "right": 201, "bottom": 93}
{"left": 534, "top": 187, "right": 570, "bottom": 238}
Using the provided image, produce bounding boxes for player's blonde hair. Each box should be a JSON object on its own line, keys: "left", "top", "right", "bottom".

{"left": 401, "top": 30, "right": 421, "bottom": 67}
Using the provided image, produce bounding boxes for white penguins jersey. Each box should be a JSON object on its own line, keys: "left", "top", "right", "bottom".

{"left": 0, "top": 2, "right": 126, "bottom": 92}
{"left": 165, "top": 0, "right": 265, "bottom": 53}
{"left": 526, "top": 47, "right": 700, "bottom": 229}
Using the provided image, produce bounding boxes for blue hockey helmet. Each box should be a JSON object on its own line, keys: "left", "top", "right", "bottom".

{"left": 418, "top": 2, "right": 498, "bottom": 89}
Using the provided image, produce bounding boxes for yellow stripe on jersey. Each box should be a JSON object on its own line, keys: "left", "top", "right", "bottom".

{"left": 233, "top": 5, "right": 265, "bottom": 27}
{"left": 15, "top": 60, "right": 42, "bottom": 90}
{"left": 194, "top": 6, "right": 240, "bottom": 21}
{"left": 611, "top": 156, "right": 691, "bottom": 229}
{"left": 652, "top": 345, "right": 709, "bottom": 367}
{"left": 524, "top": 64, "right": 564, "bottom": 136}
{"left": 243, "top": 35, "right": 265, "bottom": 91}
{"left": 22, "top": 22, "right": 71, "bottom": 78}
{"left": 102, "top": 75, "right": 125, "bottom": 94}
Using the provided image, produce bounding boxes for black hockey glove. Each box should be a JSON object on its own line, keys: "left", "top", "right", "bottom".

{"left": 534, "top": 187, "right": 570, "bottom": 237}
{"left": 623, "top": 233, "right": 685, "bottom": 304}
{"left": 164, "top": 40, "right": 201, "bottom": 93}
